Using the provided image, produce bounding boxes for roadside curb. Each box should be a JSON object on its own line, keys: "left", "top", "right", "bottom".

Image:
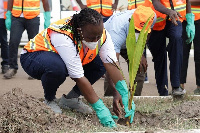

{"left": 102, "top": 95, "right": 200, "bottom": 99}
{"left": 98, "top": 129, "right": 200, "bottom": 133}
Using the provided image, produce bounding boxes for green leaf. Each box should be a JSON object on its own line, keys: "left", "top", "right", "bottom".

{"left": 126, "top": 13, "right": 154, "bottom": 98}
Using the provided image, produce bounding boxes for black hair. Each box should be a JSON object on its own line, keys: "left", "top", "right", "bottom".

{"left": 61, "top": 8, "right": 102, "bottom": 43}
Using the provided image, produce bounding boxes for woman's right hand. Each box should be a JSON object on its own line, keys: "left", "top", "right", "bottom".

{"left": 91, "top": 99, "right": 116, "bottom": 128}
{"left": 115, "top": 80, "right": 135, "bottom": 123}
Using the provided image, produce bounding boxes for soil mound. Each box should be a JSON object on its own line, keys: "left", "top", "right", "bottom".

{"left": 0, "top": 88, "right": 199, "bottom": 132}
{"left": 0, "top": 88, "right": 79, "bottom": 133}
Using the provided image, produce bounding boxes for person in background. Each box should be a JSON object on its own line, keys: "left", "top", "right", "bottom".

{"left": 104, "top": 1, "right": 149, "bottom": 97}
{"left": 143, "top": 0, "right": 194, "bottom": 96}
{"left": 4, "top": 0, "right": 51, "bottom": 79}
{"left": 20, "top": 8, "right": 135, "bottom": 127}
{"left": 104, "top": 5, "right": 156, "bottom": 100}
{"left": 180, "top": 0, "right": 200, "bottom": 95}
{"left": 0, "top": 0, "right": 9, "bottom": 74}
{"left": 76, "top": 0, "right": 119, "bottom": 22}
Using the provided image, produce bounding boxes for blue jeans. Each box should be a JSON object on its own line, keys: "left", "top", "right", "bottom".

{"left": 0, "top": 19, "right": 9, "bottom": 66}
{"left": 9, "top": 16, "right": 40, "bottom": 69}
{"left": 148, "top": 20, "right": 183, "bottom": 96}
{"left": 20, "top": 51, "right": 106, "bottom": 101}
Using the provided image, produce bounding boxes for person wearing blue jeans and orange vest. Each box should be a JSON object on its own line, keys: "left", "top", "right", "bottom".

{"left": 4, "top": 0, "right": 51, "bottom": 79}
{"left": 20, "top": 8, "right": 135, "bottom": 127}
{"left": 0, "top": 0, "right": 9, "bottom": 74}
{"left": 76, "top": 0, "right": 119, "bottom": 22}
{"left": 180, "top": 0, "right": 200, "bottom": 94}
{"left": 143, "top": 0, "right": 195, "bottom": 96}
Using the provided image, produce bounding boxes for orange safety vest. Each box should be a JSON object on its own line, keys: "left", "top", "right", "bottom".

{"left": 3, "top": 0, "right": 7, "bottom": 19}
{"left": 144, "top": 0, "right": 186, "bottom": 31}
{"left": 11, "top": 0, "right": 40, "bottom": 19}
{"left": 191, "top": 5, "right": 200, "bottom": 21}
{"left": 24, "top": 17, "right": 107, "bottom": 65}
{"left": 86, "top": 0, "right": 113, "bottom": 17}
{"left": 127, "top": 0, "right": 145, "bottom": 10}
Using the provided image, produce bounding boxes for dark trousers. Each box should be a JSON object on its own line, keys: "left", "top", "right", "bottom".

{"left": 9, "top": 16, "right": 40, "bottom": 69}
{"left": 103, "top": 17, "right": 110, "bottom": 23}
{"left": 148, "top": 20, "right": 183, "bottom": 96}
{"left": 20, "top": 51, "right": 106, "bottom": 101}
{"left": 0, "top": 19, "right": 9, "bottom": 66}
{"left": 180, "top": 20, "right": 200, "bottom": 86}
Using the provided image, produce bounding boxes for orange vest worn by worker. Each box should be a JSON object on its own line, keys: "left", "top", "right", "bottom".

{"left": 127, "top": 0, "right": 145, "bottom": 10}
{"left": 86, "top": 0, "right": 113, "bottom": 17}
{"left": 144, "top": 0, "right": 186, "bottom": 31}
{"left": 11, "top": 0, "right": 40, "bottom": 19}
{"left": 3, "top": 0, "right": 7, "bottom": 19}
{"left": 191, "top": 5, "right": 200, "bottom": 21}
{"left": 24, "top": 17, "right": 106, "bottom": 65}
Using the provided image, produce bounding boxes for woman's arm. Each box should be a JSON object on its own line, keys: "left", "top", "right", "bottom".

{"left": 72, "top": 77, "right": 99, "bottom": 103}
{"left": 190, "top": 0, "right": 200, "bottom": 5}
{"left": 152, "top": 0, "right": 182, "bottom": 25}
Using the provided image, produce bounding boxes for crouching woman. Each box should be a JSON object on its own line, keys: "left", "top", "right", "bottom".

{"left": 20, "top": 8, "right": 134, "bottom": 127}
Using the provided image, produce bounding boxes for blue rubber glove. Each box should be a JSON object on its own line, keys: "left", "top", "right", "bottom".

{"left": 5, "top": 10, "right": 12, "bottom": 30}
{"left": 115, "top": 80, "right": 135, "bottom": 123}
{"left": 186, "top": 13, "right": 195, "bottom": 44}
{"left": 90, "top": 99, "right": 116, "bottom": 128}
{"left": 43, "top": 11, "right": 51, "bottom": 29}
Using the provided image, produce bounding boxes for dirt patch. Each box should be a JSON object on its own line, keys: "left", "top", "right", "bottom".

{"left": 0, "top": 88, "right": 200, "bottom": 132}
{"left": 0, "top": 88, "right": 95, "bottom": 133}
{"left": 132, "top": 98, "right": 200, "bottom": 130}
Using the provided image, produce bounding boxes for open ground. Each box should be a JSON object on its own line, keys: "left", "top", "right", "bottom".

{"left": 0, "top": 48, "right": 199, "bottom": 132}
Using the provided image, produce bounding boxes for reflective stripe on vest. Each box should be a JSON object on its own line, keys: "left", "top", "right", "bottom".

{"left": 128, "top": 0, "right": 145, "bottom": 10}
{"left": 25, "top": 29, "right": 57, "bottom": 53}
{"left": 87, "top": 0, "right": 113, "bottom": 17}
{"left": 24, "top": 17, "right": 107, "bottom": 65}
{"left": 3, "top": 0, "right": 7, "bottom": 19}
{"left": 144, "top": 0, "right": 186, "bottom": 31}
{"left": 191, "top": 5, "right": 200, "bottom": 21}
{"left": 50, "top": 18, "right": 107, "bottom": 65}
{"left": 12, "top": 0, "right": 40, "bottom": 19}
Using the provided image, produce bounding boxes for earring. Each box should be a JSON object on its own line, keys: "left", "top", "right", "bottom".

{"left": 80, "top": 30, "right": 84, "bottom": 40}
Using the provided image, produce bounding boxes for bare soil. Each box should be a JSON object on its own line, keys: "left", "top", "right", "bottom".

{"left": 0, "top": 88, "right": 200, "bottom": 133}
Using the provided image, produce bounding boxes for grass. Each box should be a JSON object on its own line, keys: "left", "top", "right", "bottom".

{"left": 59, "top": 94, "right": 200, "bottom": 132}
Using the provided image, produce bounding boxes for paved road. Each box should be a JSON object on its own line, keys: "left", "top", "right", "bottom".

{"left": 0, "top": 48, "right": 196, "bottom": 99}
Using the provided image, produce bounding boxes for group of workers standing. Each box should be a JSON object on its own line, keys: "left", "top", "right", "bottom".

{"left": 0, "top": 0, "right": 51, "bottom": 79}
{"left": 0, "top": 0, "right": 200, "bottom": 128}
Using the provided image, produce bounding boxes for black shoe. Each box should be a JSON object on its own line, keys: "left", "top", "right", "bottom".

{"left": 4, "top": 68, "right": 17, "bottom": 79}
{"left": 172, "top": 87, "right": 186, "bottom": 96}
{"left": 194, "top": 87, "right": 200, "bottom": 95}
{"left": 1, "top": 65, "right": 9, "bottom": 74}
